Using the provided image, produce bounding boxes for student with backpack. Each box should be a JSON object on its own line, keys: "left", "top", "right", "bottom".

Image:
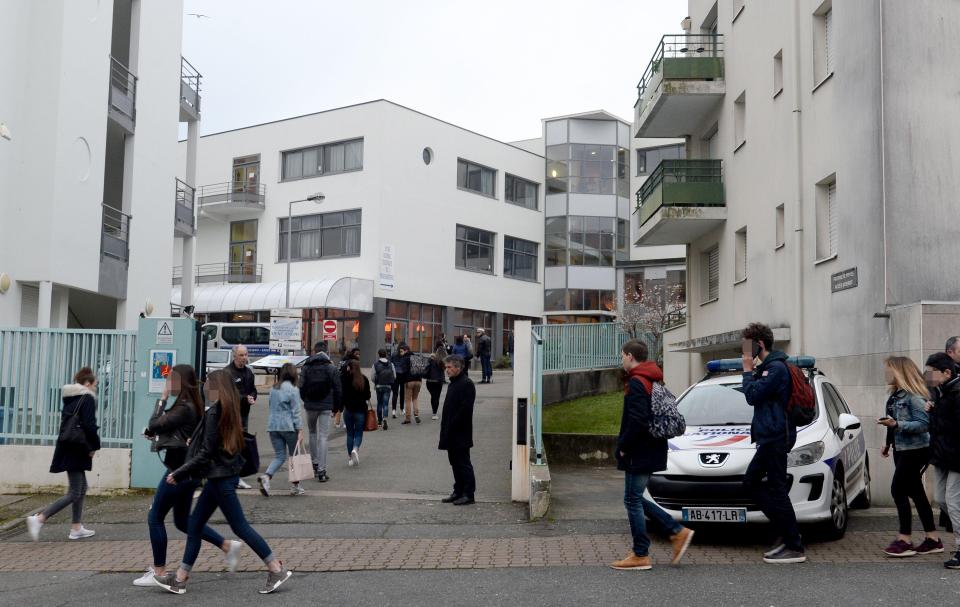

{"left": 371, "top": 349, "right": 396, "bottom": 430}
{"left": 299, "top": 342, "right": 341, "bottom": 483}
{"left": 740, "top": 322, "right": 805, "bottom": 564}
{"left": 610, "top": 340, "right": 693, "bottom": 571}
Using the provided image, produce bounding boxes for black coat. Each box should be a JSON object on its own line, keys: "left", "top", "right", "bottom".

{"left": 477, "top": 334, "right": 492, "bottom": 357}
{"left": 930, "top": 376, "right": 960, "bottom": 472}
{"left": 341, "top": 375, "right": 372, "bottom": 414}
{"left": 615, "top": 378, "right": 667, "bottom": 474}
{"left": 438, "top": 372, "right": 475, "bottom": 450}
{"left": 146, "top": 397, "right": 200, "bottom": 471}
{"left": 300, "top": 353, "right": 342, "bottom": 413}
{"left": 226, "top": 362, "right": 258, "bottom": 419}
{"left": 171, "top": 401, "right": 244, "bottom": 481}
{"left": 50, "top": 385, "right": 102, "bottom": 473}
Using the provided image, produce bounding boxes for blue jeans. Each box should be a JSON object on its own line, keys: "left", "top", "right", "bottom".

{"left": 376, "top": 387, "right": 391, "bottom": 423}
{"left": 265, "top": 430, "right": 299, "bottom": 478}
{"left": 343, "top": 410, "right": 366, "bottom": 454}
{"left": 181, "top": 476, "right": 274, "bottom": 571}
{"left": 480, "top": 354, "right": 492, "bottom": 380}
{"left": 624, "top": 472, "right": 682, "bottom": 557}
{"left": 148, "top": 475, "right": 225, "bottom": 568}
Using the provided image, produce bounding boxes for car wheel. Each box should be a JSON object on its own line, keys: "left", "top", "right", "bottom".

{"left": 822, "top": 468, "right": 849, "bottom": 539}
{"left": 851, "top": 458, "right": 871, "bottom": 510}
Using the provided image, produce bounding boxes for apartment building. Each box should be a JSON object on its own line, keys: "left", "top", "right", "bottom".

{"left": 0, "top": 0, "right": 199, "bottom": 329}
{"left": 633, "top": 0, "right": 960, "bottom": 499}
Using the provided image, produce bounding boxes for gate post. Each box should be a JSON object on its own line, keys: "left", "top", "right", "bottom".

{"left": 511, "top": 321, "right": 532, "bottom": 502}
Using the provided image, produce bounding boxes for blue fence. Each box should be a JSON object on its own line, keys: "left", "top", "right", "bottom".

{"left": 0, "top": 328, "right": 138, "bottom": 447}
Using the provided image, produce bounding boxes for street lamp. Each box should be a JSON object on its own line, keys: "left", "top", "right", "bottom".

{"left": 286, "top": 192, "right": 325, "bottom": 308}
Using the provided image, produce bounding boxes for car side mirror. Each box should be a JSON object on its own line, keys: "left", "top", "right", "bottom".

{"left": 838, "top": 412, "right": 861, "bottom": 432}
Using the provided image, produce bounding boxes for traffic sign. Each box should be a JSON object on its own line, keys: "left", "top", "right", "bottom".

{"left": 322, "top": 319, "right": 338, "bottom": 341}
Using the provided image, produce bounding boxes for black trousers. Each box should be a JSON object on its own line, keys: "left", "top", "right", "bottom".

{"left": 891, "top": 446, "right": 936, "bottom": 535}
{"left": 447, "top": 448, "right": 476, "bottom": 498}
{"left": 426, "top": 381, "right": 443, "bottom": 414}
{"left": 744, "top": 440, "right": 802, "bottom": 551}
{"left": 391, "top": 379, "right": 405, "bottom": 411}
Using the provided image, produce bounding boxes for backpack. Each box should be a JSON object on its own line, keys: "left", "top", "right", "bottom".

{"left": 785, "top": 363, "right": 816, "bottom": 426}
{"left": 300, "top": 362, "right": 333, "bottom": 403}
{"left": 408, "top": 353, "right": 430, "bottom": 379}
{"left": 647, "top": 382, "right": 686, "bottom": 439}
{"left": 374, "top": 360, "right": 396, "bottom": 386}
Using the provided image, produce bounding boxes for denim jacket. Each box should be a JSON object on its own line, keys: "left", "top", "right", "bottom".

{"left": 884, "top": 389, "right": 930, "bottom": 451}
{"left": 267, "top": 381, "right": 303, "bottom": 432}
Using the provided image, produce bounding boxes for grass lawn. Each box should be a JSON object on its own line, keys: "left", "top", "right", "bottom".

{"left": 542, "top": 391, "right": 622, "bottom": 435}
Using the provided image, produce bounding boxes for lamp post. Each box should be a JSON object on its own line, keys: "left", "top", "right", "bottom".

{"left": 286, "top": 192, "right": 325, "bottom": 308}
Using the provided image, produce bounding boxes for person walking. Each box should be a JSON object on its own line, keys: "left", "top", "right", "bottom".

{"left": 341, "top": 360, "right": 371, "bottom": 467}
{"left": 225, "top": 345, "right": 257, "bottom": 489}
{"left": 153, "top": 370, "right": 292, "bottom": 595}
{"left": 942, "top": 337, "right": 960, "bottom": 534}
{"left": 390, "top": 342, "right": 409, "bottom": 418}
{"left": 425, "top": 341, "right": 447, "bottom": 420}
{"left": 371, "top": 349, "right": 396, "bottom": 430}
{"left": 398, "top": 344, "right": 422, "bottom": 424}
{"left": 740, "top": 322, "right": 805, "bottom": 564}
{"left": 476, "top": 328, "right": 493, "bottom": 384}
{"left": 299, "top": 342, "right": 341, "bottom": 483}
{"left": 259, "top": 364, "right": 305, "bottom": 497}
{"left": 26, "top": 367, "right": 102, "bottom": 542}
{"left": 609, "top": 340, "right": 693, "bottom": 571}
{"left": 463, "top": 334, "right": 474, "bottom": 374}
{"left": 878, "top": 356, "right": 942, "bottom": 556}
{"left": 925, "top": 352, "right": 960, "bottom": 569}
{"left": 451, "top": 335, "right": 471, "bottom": 378}
{"left": 438, "top": 355, "right": 476, "bottom": 506}
{"left": 133, "top": 365, "right": 241, "bottom": 586}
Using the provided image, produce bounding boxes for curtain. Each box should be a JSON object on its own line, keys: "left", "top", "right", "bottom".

{"left": 344, "top": 140, "right": 363, "bottom": 170}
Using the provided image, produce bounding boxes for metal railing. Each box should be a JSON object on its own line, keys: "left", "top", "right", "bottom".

{"left": 175, "top": 178, "right": 195, "bottom": 212}
{"left": 635, "top": 34, "right": 724, "bottom": 115}
{"left": 197, "top": 181, "right": 267, "bottom": 205}
{"left": 101, "top": 204, "right": 132, "bottom": 262}
{"left": 636, "top": 158, "right": 724, "bottom": 214}
{"left": 180, "top": 56, "right": 201, "bottom": 116}
{"left": 0, "top": 328, "right": 137, "bottom": 447}
{"left": 109, "top": 56, "right": 137, "bottom": 126}
{"left": 664, "top": 307, "right": 688, "bottom": 331}
{"left": 173, "top": 262, "right": 263, "bottom": 286}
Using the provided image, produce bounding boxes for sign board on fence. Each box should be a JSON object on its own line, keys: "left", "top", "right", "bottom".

{"left": 270, "top": 308, "right": 303, "bottom": 352}
{"left": 322, "top": 319, "right": 338, "bottom": 341}
{"left": 831, "top": 267, "right": 858, "bottom": 293}
{"left": 156, "top": 320, "right": 174, "bottom": 345}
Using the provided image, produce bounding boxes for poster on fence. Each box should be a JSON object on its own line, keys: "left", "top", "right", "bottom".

{"left": 149, "top": 350, "right": 176, "bottom": 393}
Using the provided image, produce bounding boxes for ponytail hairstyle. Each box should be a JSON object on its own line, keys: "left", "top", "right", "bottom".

{"left": 172, "top": 364, "right": 203, "bottom": 419}
{"left": 205, "top": 370, "right": 245, "bottom": 455}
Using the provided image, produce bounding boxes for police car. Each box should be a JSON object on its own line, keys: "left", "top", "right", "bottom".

{"left": 647, "top": 357, "right": 870, "bottom": 539}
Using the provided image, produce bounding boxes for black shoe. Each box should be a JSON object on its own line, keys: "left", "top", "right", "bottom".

{"left": 441, "top": 493, "right": 461, "bottom": 504}
{"left": 317, "top": 470, "right": 329, "bottom": 483}
{"left": 415, "top": 415, "right": 421, "bottom": 424}
{"left": 382, "top": 421, "right": 388, "bottom": 431}
{"left": 946, "top": 551, "right": 960, "bottom": 570}
{"left": 762, "top": 546, "right": 806, "bottom": 564}
{"left": 452, "top": 496, "right": 475, "bottom": 506}
{"left": 402, "top": 419, "right": 411, "bottom": 425}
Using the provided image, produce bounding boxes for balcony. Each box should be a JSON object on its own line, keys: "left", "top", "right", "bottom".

{"left": 174, "top": 178, "right": 196, "bottom": 237}
{"left": 634, "top": 159, "right": 725, "bottom": 246}
{"left": 172, "top": 263, "right": 263, "bottom": 286}
{"left": 634, "top": 34, "right": 724, "bottom": 138}
{"left": 99, "top": 204, "right": 131, "bottom": 299}
{"left": 108, "top": 56, "right": 137, "bottom": 134}
{"left": 180, "top": 57, "right": 201, "bottom": 122}
{"left": 197, "top": 181, "right": 266, "bottom": 217}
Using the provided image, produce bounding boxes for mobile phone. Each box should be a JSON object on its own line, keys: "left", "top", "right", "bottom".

{"left": 877, "top": 416, "right": 891, "bottom": 423}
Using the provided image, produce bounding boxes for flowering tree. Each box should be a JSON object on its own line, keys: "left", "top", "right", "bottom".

{"left": 618, "top": 282, "right": 686, "bottom": 364}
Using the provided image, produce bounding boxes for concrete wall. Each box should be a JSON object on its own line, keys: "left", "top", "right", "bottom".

{"left": 0, "top": 446, "right": 131, "bottom": 495}
{"left": 542, "top": 368, "right": 621, "bottom": 406}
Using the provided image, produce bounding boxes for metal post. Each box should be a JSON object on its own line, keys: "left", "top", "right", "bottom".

{"left": 285, "top": 200, "right": 293, "bottom": 308}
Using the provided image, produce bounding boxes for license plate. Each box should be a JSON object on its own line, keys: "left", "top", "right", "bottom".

{"left": 681, "top": 507, "right": 747, "bottom": 523}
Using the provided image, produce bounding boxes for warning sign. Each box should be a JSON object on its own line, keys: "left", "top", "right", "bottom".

{"left": 322, "top": 319, "right": 338, "bottom": 341}
{"left": 156, "top": 320, "right": 174, "bottom": 345}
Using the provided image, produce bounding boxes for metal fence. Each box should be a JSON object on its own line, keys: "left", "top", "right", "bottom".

{"left": 0, "top": 328, "right": 137, "bottom": 447}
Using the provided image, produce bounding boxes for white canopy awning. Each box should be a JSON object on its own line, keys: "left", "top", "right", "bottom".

{"left": 171, "top": 277, "right": 374, "bottom": 314}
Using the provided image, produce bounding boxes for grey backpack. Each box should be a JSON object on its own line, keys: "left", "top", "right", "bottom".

{"left": 647, "top": 382, "right": 686, "bottom": 439}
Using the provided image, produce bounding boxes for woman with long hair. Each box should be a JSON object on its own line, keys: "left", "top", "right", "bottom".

{"left": 153, "top": 370, "right": 292, "bottom": 595}
{"left": 27, "top": 367, "right": 101, "bottom": 541}
{"left": 879, "top": 356, "right": 942, "bottom": 557}
{"left": 133, "top": 365, "right": 240, "bottom": 586}
{"left": 258, "top": 363, "right": 305, "bottom": 497}
{"left": 341, "top": 359, "right": 371, "bottom": 467}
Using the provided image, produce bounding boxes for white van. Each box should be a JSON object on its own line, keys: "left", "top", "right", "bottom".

{"left": 202, "top": 322, "right": 276, "bottom": 361}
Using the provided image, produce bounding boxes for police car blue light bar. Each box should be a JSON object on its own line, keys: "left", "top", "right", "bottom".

{"left": 706, "top": 356, "right": 816, "bottom": 373}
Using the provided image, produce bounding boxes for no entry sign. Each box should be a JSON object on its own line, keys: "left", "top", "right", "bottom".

{"left": 322, "top": 319, "right": 338, "bottom": 341}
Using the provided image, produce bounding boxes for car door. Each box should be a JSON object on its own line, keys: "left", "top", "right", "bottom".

{"left": 823, "top": 382, "right": 865, "bottom": 493}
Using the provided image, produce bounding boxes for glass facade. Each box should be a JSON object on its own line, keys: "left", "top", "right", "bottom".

{"left": 544, "top": 289, "right": 616, "bottom": 312}
{"left": 306, "top": 308, "right": 360, "bottom": 359}
{"left": 546, "top": 144, "right": 629, "bottom": 197}
{"left": 385, "top": 300, "right": 444, "bottom": 354}
{"left": 454, "top": 308, "right": 493, "bottom": 345}
{"left": 624, "top": 268, "right": 687, "bottom": 310}
{"left": 545, "top": 216, "right": 619, "bottom": 267}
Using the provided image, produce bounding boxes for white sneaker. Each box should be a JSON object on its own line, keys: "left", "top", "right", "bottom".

{"left": 26, "top": 514, "right": 42, "bottom": 542}
{"left": 133, "top": 568, "right": 157, "bottom": 586}
{"left": 237, "top": 478, "right": 252, "bottom": 490}
{"left": 347, "top": 458, "right": 355, "bottom": 467}
{"left": 68, "top": 526, "right": 95, "bottom": 540}
{"left": 351, "top": 449, "right": 360, "bottom": 466}
{"left": 431, "top": 415, "right": 438, "bottom": 420}
{"left": 290, "top": 484, "right": 305, "bottom": 496}
{"left": 258, "top": 475, "right": 271, "bottom": 497}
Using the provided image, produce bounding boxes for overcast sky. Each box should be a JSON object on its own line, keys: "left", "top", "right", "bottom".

{"left": 182, "top": 0, "right": 687, "bottom": 142}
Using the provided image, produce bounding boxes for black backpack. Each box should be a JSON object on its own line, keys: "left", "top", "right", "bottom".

{"left": 300, "top": 362, "right": 333, "bottom": 402}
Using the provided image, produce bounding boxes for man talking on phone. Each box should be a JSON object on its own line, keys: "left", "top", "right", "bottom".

{"left": 740, "top": 322, "right": 805, "bottom": 564}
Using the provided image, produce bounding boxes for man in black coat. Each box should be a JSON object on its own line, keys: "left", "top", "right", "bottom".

{"left": 925, "top": 352, "right": 960, "bottom": 569}
{"left": 438, "top": 355, "right": 476, "bottom": 506}
{"left": 225, "top": 345, "right": 258, "bottom": 431}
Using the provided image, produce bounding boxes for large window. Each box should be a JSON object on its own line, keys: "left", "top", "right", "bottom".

{"left": 278, "top": 209, "right": 361, "bottom": 261}
{"left": 385, "top": 300, "right": 444, "bottom": 354}
{"left": 229, "top": 219, "right": 258, "bottom": 279}
{"left": 454, "top": 308, "right": 493, "bottom": 346}
{"left": 545, "top": 215, "right": 617, "bottom": 267}
{"left": 624, "top": 267, "right": 687, "bottom": 310}
{"left": 505, "top": 174, "right": 538, "bottom": 210}
{"left": 636, "top": 144, "right": 685, "bottom": 176}
{"left": 456, "top": 225, "right": 496, "bottom": 274}
{"left": 504, "top": 236, "right": 538, "bottom": 281}
{"left": 546, "top": 144, "right": 629, "bottom": 197}
{"left": 281, "top": 138, "right": 363, "bottom": 181}
{"left": 457, "top": 159, "right": 496, "bottom": 197}
{"left": 544, "top": 289, "right": 615, "bottom": 312}
{"left": 545, "top": 217, "right": 568, "bottom": 266}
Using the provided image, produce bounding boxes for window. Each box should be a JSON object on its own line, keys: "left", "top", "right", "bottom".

{"left": 701, "top": 246, "right": 719, "bottom": 303}
{"left": 568, "top": 216, "right": 616, "bottom": 267}
{"left": 278, "top": 210, "right": 361, "bottom": 261}
{"left": 505, "top": 174, "right": 539, "bottom": 210}
{"left": 544, "top": 289, "right": 615, "bottom": 312}
{"left": 423, "top": 147, "right": 433, "bottom": 165}
{"left": 504, "top": 236, "right": 538, "bottom": 281}
{"left": 636, "top": 144, "right": 685, "bottom": 176}
{"left": 773, "top": 50, "right": 784, "bottom": 97}
{"left": 385, "top": 301, "right": 443, "bottom": 354}
{"left": 281, "top": 138, "right": 363, "bottom": 181}
{"left": 545, "top": 217, "right": 567, "bottom": 266}
{"left": 813, "top": 1, "right": 834, "bottom": 85}
{"left": 733, "top": 0, "right": 745, "bottom": 22}
{"left": 617, "top": 218, "right": 628, "bottom": 259}
{"left": 457, "top": 159, "right": 496, "bottom": 197}
{"left": 454, "top": 308, "right": 493, "bottom": 345}
{"left": 735, "top": 227, "right": 747, "bottom": 282}
{"left": 775, "top": 204, "right": 785, "bottom": 249}
{"left": 456, "top": 225, "right": 495, "bottom": 273}
{"left": 734, "top": 91, "right": 746, "bottom": 150}
{"left": 546, "top": 144, "right": 629, "bottom": 196}
{"left": 221, "top": 325, "right": 270, "bottom": 346}
{"left": 815, "top": 175, "right": 837, "bottom": 260}
{"left": 229, "top": 219, "right": 258, "bottom": 278}
{"left": 232, "top": 154, "right": 260, "bottom": 191}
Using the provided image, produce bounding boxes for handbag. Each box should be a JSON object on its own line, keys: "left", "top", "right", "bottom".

{"left": 238, "top": 432, "right": 260, "bottom": 477}
{"left": 287, "top": 439, "right": 314, "bottom": 483}
{"left": 364, "top": 402, "right": 378, "bottom": 432}
{"left": 57, "top": 398, "right": 89, "bottom": 450}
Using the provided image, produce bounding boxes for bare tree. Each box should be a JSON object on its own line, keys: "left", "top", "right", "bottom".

{"left": 618, "top": 282, "right": 686, "bottom": 364}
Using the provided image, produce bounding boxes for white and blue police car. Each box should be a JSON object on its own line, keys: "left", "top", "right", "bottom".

{"left": 647, "top": 357, "right": 870, "bottom": 539}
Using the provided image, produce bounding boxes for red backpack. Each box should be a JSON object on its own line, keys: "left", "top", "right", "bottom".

{"left": 785, "top": 363, "right": 816, "bottom": 426}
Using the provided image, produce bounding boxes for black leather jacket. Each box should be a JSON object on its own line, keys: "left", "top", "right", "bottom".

{"left": 171, "top": 402, "right": 243, "bottom": 481}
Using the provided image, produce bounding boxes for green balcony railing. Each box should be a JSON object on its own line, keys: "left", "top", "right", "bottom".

{"left": 635, "top": 159, "right": 724, "bottom": 228}
{"left": 635, "top": 34, "right": 724, "bottom": 119}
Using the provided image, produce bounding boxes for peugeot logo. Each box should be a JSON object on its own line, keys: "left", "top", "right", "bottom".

{"left": 699, "top": 452, "right": 729, "bottom": 467}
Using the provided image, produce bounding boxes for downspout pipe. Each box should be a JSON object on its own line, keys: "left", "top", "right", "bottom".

{"left": 792, "top": 0, "right": 805, "bottom": 355}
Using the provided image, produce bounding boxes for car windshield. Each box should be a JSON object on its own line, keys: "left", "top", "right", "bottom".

{"left": 676, "top": 382, "right": 754, "bottom": 426}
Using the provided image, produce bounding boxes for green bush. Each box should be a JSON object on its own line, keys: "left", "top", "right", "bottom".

{"left": 542, "top": 391, "right": 622, "bottom": 435}
{"left": 494, "top": 355, "right": 512, "bottom": 369}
